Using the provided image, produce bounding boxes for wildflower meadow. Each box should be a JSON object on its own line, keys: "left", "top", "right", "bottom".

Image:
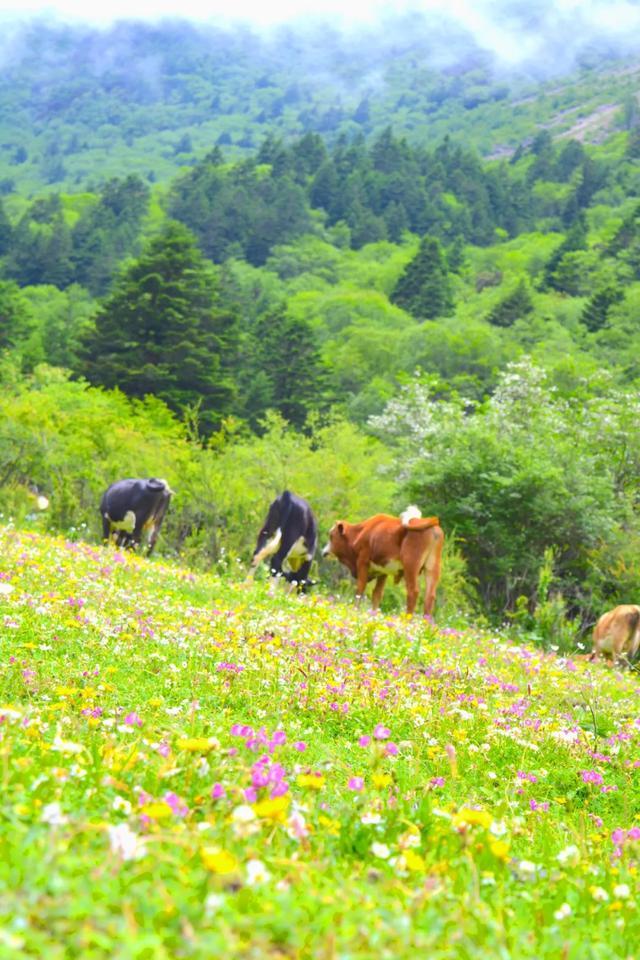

{"left": 1, "top": 525, "right": 639, "bottom": 958}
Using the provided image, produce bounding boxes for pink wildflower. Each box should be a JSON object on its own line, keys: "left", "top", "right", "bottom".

{"left": 373, "top": 724, "right": 391, "bottom": 740}
{"left": 580, "top": 770, "right": 603, "bottom": 785}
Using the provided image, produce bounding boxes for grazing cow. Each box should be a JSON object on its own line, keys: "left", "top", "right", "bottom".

{"left": 322, "top": 506, "right": 444, "bottom": 616}
{"left": 100, "top": 478, "right": 173, "bottom": 555}
{"left": 591, "top": 604, "right": 640, "bottom": 667}
{"left": 251, "top": 490, "right": 317, "bottom": 591}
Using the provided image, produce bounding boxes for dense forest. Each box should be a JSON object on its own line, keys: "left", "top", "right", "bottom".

{"left": 1, "top": 10, "right": 640, "bottom": 638}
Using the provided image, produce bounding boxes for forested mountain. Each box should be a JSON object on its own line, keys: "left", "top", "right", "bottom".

{"left": 1, "top": 12, "right": 640, "bottom": 196}
{"left": 1, "top": 8, "right": 640, "bottom": 625}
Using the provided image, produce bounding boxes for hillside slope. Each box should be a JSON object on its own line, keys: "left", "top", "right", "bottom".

{"left": 1, "top": 526, "right": 639, "bottom": 957}
{"left": 1, "top": 15, "right": 639, "bottom": 195}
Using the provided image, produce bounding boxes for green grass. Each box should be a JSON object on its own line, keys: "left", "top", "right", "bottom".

{"left": 1, "top": 526, "right": 639, "bottom": 958}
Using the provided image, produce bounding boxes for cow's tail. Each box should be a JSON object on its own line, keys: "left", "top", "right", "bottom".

{"left": 400, "top": 505, "right": 422, "bottom": 525}
{"left": 401, "top": 506, "right": 440, "bottom": 532}
{"left": 406, "top": 516, "right": 440, "bottom": 532}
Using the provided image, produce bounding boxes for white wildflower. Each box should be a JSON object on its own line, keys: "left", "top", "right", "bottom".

{"left": 286, "top": 811, "right": 309, "bottom": 841}
{"left": 557, "top": 845, "right": 580, "bottom": 867}
{"left": 360, "top": 811, "right": 383, "bottom": 825}
{"left": 204, "top": 893, "right": 224, "bottom": 917}
{"left": 613, "top": 884, "right": 631, "bottom": 900}
{"left": 516, "top": 859, "right": 538, "bottom": 879}
{"left": 246, "top": 859, "right": 271, "bottom": 886}
{"left": 554, "top": 903, "right": 572, "bottom": 920}
{"left": 111, "top": 795, "right": 132, "bottom": 815}
{"left": 371, "top": 842, "right": 391, "bottom": 859}
{"left": 51, "top": 737, "right": 84, "bottom": 755}
{"left": 41, "top": 802, "right": 68, "bottom": 826}
{"left": 231, "top": 804, "right": 259, "bottom": 838}
{"left": 107, "top": 823, "right": 147, "bottom": 862}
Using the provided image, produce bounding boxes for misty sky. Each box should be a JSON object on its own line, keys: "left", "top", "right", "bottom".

{"left": 1, "top": 0, "right": 640, "bottom": 68}
{"left": 0, "top": 0, "right": 639, "bottom": 30}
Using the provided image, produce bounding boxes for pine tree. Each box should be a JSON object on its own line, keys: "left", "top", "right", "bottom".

{"left": 0, "top": 280, "right": 32, "bottom": 351}
{"left": 580, "top": 287, "right": 624, "bottom": 333}
{"left": 243, "top": 306, "right": 328, "bottom": 429}
{"left": 390, "top": 235, "right": 454, "bottom": 319}
{"left": 79, "top": 221, "right": 238, "bottom": 434}
{"left": 487, "top": 280, "right": 534, "bottom": 328}
{"left": 628, "top": 126, "right": 640, "bottom": 159}
{"left": 5, "top": 197, "right": 74, "bottom": 288}
{"left": 291, "top": 133, "right": 327, "bottom": 179}
{"left": 383, "top": 202, "right": 409, "bottom": 243}
{"left": 0, "top": 199, "right": 11, "bottom": 256}
{"left": 542, "top": 217, "right": 588, "bottom": 291}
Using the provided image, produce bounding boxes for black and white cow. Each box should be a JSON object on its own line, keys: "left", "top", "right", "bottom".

{"left": 100, "top": 478, "right": 173, "bottom": 555}
{"left": 251, "top": 490, "right": 317, "bottom": 591}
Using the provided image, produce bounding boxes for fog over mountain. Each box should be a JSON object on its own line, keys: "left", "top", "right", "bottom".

{"left": 2, "top": 0, "right": 640, "bottom": 75}
{"left": 0, "top": 0, "right": 638, "bottom": 195}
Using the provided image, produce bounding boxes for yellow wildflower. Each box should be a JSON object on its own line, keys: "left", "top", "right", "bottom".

{"left": 452, "top": 807, "right": 493, "bottom": 830}
{"left": 490, "top": 840, "right": 510, "bottom": 860}
{"left": 253, "top": 795, "right": 290, "bottom": 821}
{"left": 140, "top": 802, "right": 173, "bottom": 820}
{"left": 403, "top": 849, "right": 426, "bottom": 872}
{"left": 177, "top": 738, "right": 216, "bottom": 754}
{"left": 201, "top": 848, "right": 238, "bottom": 874}
{"left": 318, "top": 816, "right": 341, "bottom": 836}
{"left": 372, "top": 773, "right": 392, "bottom": 789}
{"left": 296, "top": 773, "right": 325, "bottom": 790}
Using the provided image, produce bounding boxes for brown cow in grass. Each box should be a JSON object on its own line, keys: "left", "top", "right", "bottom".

{"left": 322, "top": 506, "right": 444, "bottom": 616}
{"left": 591, "top": 605, "right": 640, "bottom": 667}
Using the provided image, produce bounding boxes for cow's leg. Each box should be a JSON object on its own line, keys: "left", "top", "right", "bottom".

{"left": 355, "top": 555, "right": 370, "bottom": 603}
{"left": 146, "top": 517, "right": 162, "bottom": 556}
{"left": 289, "top": 558, "right": 313, "bottom": 592}
{"left": 404, "top": 568, "right": 420, "bottom": 615}
{"left": 102, "top": 515, "right": 112, "bottom": 545}
{"left": 271, "top": 529, "right": 302, "bottom": 580}
{"left": 129, "top": 518, "right": 145, "bottom": 551}
{"left": 371, "top": 575, "right": 387, "bottom": 610}
{"left": 423, "top": 530, "right": 444, "bottom": 617}
{"left": 146, "top": 496, "right": 170, "bottom": 557}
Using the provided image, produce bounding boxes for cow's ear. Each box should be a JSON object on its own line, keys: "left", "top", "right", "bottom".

{"left": 337, "top": 522, "right": 344, "bottom": 535}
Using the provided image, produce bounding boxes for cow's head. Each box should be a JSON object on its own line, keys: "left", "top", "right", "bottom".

{"left": 322, "top": 521, "right": 348, "bottom": 560}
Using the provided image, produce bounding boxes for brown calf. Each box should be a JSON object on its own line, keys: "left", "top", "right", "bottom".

{"left": 591, "top": 604, "right": 640, "bottom": 667}
{"left": 322, "top": 506, "right": 444, "bottom": 616}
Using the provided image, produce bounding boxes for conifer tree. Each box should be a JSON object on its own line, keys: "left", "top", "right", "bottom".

{"left": 542, "top": 217, "right": 588, "bottom": 291}
{"left": 0, "top": 280, "right": 32, "bottom": 351}
{"left": 580, "top": 287, "right": 624, "bottom": 333}
{"left": 390, "top": 235, "right": 454, "bottom": 319}
{"left": 243, "top": 306, "right": 328, "bottom": 429}
{"left": 0, "top": 199, "right": 11, "bottom": 256}
{"left": 487, "top": 280, "right": 534, "bottom": 328}
{"left": 79, "top": 221, "right": 238, "bottom": 434}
